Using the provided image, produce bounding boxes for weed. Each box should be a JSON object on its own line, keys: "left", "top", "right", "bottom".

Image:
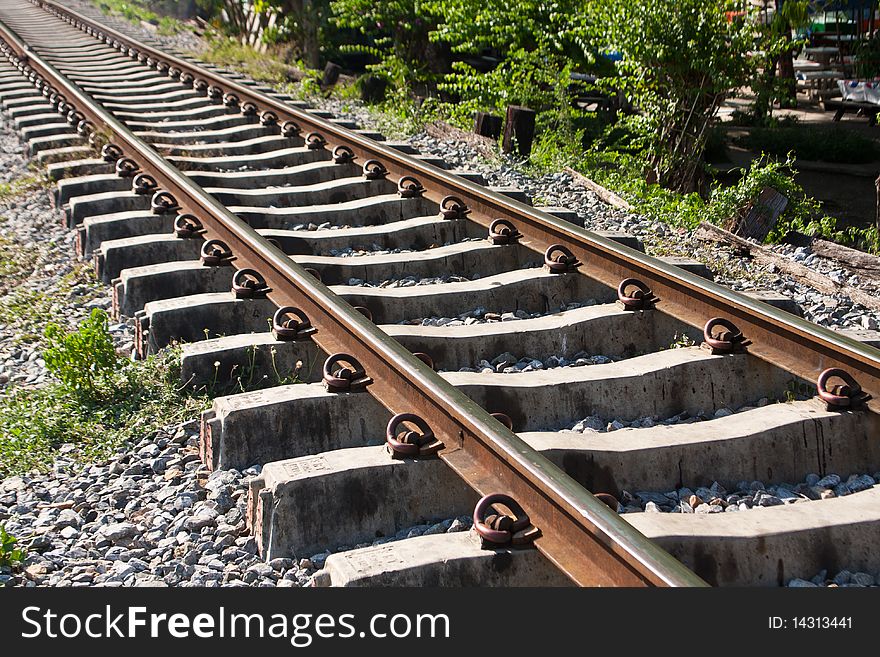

{"left": 0, "top": 313, "right": 209, "bottom": 478}
{"left": 669, "top": 332, "right": 696, "bottom": 349}
{"left": 785, "top": 379, "right": 813, "bottom": 402}
{"left": 43, "top": 308, "right": 118, "bottom": 398}
{"left": 191, "top": 37, "right": 309, "bottom": 88}
{"left": 0, "top": 173, "right": 49, "bottom": 203}
{"left": 96, "top": 0, "right": 186, "bottom": 34}
{"left": 0, "top": 262, "right": 99, "bottom": 347}
{"left": 0, "top": 526, "right": 25, "bottom": 569}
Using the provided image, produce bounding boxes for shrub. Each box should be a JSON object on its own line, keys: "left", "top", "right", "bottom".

{"left": 43, "top": 308, "right": 118, "bottom": 399}
{"left": 0, "top": 312, "right": 208, "bottom": 478}
{"left": 705, "top": 155, "right": 835, "bottom": 241}
{"left": 330, "top": 0, "right": 441, "bottom": 90}
{"left": 595, "top": 0, "right": 767, "bottom": 193}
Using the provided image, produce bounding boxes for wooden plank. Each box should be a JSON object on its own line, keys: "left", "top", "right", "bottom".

{"left": 694, "top": 222, "right": 880, "bottom": 314}
{"left": 563, "top": 166, "right": 633, "bottom": 211}
{"left": 728, "top": 186, "right": 787, "bottom": 241}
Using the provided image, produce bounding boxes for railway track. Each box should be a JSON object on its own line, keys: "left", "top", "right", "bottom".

{"left": 1, "top": 0, "right": 879, "bottom": 588}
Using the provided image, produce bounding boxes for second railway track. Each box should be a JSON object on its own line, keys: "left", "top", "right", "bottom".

{"left": 1, "top": 0, "right": 879, "bottom": 587}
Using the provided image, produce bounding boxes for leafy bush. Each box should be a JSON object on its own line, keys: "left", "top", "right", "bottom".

{"left": 0, "top": 526, "right": 25, "bottom": 569}
{"left": 429, "top": 1, "right": 599, "bottom": 117}
{"left": 706, "top": 155, "right": 835, "bottom": 241}
{"left": 734, "top": 126, "right": 878, "bottom": 164}
{"left": 595, "top": 0, "right": 764, "bottom": 193}
{"left": 330, "top": 0, "right": 441, "bottom": 90}
{"left": 574, "top": 148, "right": 838, "bottom": 242}
{"left": 43, "top": 308, "right": 118, "bottom": 399}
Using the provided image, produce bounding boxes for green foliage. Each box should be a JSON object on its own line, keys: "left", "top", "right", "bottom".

{"left": 0, "top": 344, "right": 209, "bottom": 479}
{"left": 426, "top": 0, "right": 596, "bottom": 63}
{"left": 571, "top": 147, "right": 839, "bottom": 246}
{"left": 747, "top": 0, "right": 812, "bottom": 121}
{"left": 595, "top": 0, "right": 763, "bottom": 192}
{"left": 734, "top": 126, "right": 879, "bottom": 164}
{"left": 0, "top": 526, "right": 24, "bottom": 569}
{"left": 707, "top": 155, "right": 833, "bottom": 241}
{"left": 97, "top": 0, "right": 186, "bottom": 33}
{"left": 838, "top": 226, "right": 880, "bottom": 254}
{"left": 440, "top": 48, "right": 576, "bottom": 125}
{"left": 428, "top": 1, "right": 601, "bottom": 150}
{"left": 193, "top": 36, "right": 310, "bottom": 86}
{"left": 331, "top": 0, "right": 440, "bottom": 89}
{"left": 854, "top": 34, "right": 880, "bottom": 79}
{"left": 43, "top": 309, "right": 118, "bottom": 398}
{"left": 669, "top": 332, "right": 696, "bottom": 349}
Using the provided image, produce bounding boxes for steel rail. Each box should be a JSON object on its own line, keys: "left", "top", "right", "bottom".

{"left": 32, "top": 0, "right": 880, "bottom": 409}
{"left": 0, "top": 8, "right": 706, "bottom": 586}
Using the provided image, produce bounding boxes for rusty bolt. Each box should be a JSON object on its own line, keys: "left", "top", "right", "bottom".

{"left": 439, "top": 195, "right": 470, "bottom": 220}
{"left": 544, "top": 244, "right": 580, "bottom": 273}
{"left": 200, "top": 239, "right": 233, "bottom": 266}
{"left": 488, "top": 218, "right": 521, "bottom": 245}
{"left": 132, "top": 173, "right": 158, "bottom": 195}
{"left": 173, "top": 213, "right": 204, "bottom": 238}
{"left": 703, "top": 318, "right": 747, "bottom": 353}
{"left": 617, "top": 278, "right": 658, "bottom": 311}
{"left": 231, "top": 268, "right": 270, "bottom": 299}
{"left": 412, "top": 352, "right": 434, "bottom": 370}
{"left": 114, "top": 157, "right": 140, "bottom": 178}
{"left": 352, "top": 306, "right": 373, "bottom": 322}
{"left": 593, "top": 493, "right": 620, "bottom": 512}
{"left": 101, "top": 143, "right": 123, "bottom": 162}
{"left": 397, "top": 175, "right": 425, "bottom": 198}
{"left": 281, "top": 120, "right": 301, "bottom": 138}
{"left": 490, "top": 412, "right": 514, "bottom": 431}
{"left": 817, "top": 368, "right": 870, "bottom": 410}
{"left": 332, "top": 145, "right": 356, "bottom": 164}
{"left": 272, "top": 306, "right": 314, "bottom": 341}
{"left": 473, "top": 494, "right": 540, "bottom": 548}
{"left": 322, "top": 353, "right": 371, "bottom": 393}
{"left": 305, "top": 132, "right": 327, "bottom": 150}
{"left": 150, "top": 190, "right": 179, "bottom": 214}
{"left": 362, "top": 159, "right": 388, "bottom": 180}
{"left": 386, "top": 413, "right": 443, "bottom": 459}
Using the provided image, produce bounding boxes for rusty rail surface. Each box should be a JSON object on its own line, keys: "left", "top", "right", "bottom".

{"left": 0, "top": 2, "right": 708, "bottom": 586}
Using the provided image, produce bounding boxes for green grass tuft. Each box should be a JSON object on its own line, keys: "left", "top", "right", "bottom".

{"left": 0, "top": 311, "right": 209, "bottom": 479}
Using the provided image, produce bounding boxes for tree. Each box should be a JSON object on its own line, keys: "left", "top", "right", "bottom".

{"left": 426, "top": 1, "right": 601, "bottom": 136}
{"left": 330, "top": 0, "right": 445, "bottom": 90}
{"left": 596, "top": 0, "right": 760, "bottom": 193}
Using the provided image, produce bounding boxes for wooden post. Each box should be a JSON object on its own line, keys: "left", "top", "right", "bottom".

{"left": 473, "top": 112, "right": 502, "bottom": 139}
{"left": 358, "top": 75, "right": 388, "bottom": 103}
{"left": 502, "top": 105, "right": 536, "bottom": 156}
{"left": 321, "top": 62, "right": 342, "bottom": 88}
